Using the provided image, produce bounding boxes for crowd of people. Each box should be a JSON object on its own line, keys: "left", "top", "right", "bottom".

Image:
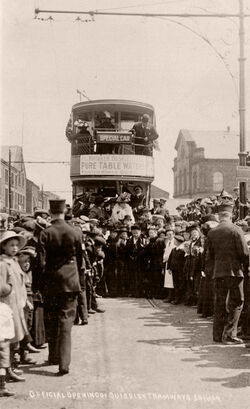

{"left": 0, "top": 186, "right": 250, "bottom": 397}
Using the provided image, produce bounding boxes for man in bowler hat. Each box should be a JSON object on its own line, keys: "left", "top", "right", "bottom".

{"left": 207, "top": 203, "right": 249, "bottom": 344}
{"left": 38, "top": 199, "right": 82, "bottom": 375}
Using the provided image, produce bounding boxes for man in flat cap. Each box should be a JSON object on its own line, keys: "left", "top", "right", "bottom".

{"left": 151, "top": 198, "right": 161, "bottom": 215}
{"left": 207, "top": 203, "right": 249, "bottom": 344}
{"left": 130, "top": 185, "right": 146, "bottom": 221}
{"left": 38, "top": 199, "right": 82, "bottom": 375}
{"left": 130, "top": 114, "right": 159, "bottom": 155}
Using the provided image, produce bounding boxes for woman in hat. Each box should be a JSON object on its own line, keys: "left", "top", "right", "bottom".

{"left": 111, "top": 193, "right": 135, "bottom": 225}
{"left": 0, "top": 231, "right": 28, "bottom": 386}
{"left": 25, "top": 220, "right": 47, "bottom": 349}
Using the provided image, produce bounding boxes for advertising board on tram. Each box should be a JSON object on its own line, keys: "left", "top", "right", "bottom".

{"left": 79, "top": 154, "right": 154, "bottom": 178}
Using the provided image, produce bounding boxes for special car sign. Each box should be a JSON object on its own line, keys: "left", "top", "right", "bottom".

{"left": 96, "top": 132, "right": 132, "bottom": 144}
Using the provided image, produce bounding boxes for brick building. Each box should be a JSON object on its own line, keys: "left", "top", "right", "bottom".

{"left": 1, "top": 145, "right": 61, "bottom": 214}
{"left": 26, "top": 179, "right": 41, "bottom": 214}
{"left": 173, "top": 129, "right": 250, "bottom": 199}
{"left": 0, "top": 146, "right": 26, "bottom": 213}
{"left": 40, "top": 191, "right": 60, "bottom": 211}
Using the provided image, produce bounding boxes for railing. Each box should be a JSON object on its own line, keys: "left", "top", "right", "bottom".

{"left": 71, "top": 138, "right": 154, "bottom": 156}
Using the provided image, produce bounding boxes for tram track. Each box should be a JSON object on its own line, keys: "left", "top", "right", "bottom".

{"left": 146, "top": 297, "right": 161, "bottom": 309}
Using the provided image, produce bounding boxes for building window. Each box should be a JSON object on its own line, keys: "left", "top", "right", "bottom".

{"left": 21, "top": 174, "right": 24, "bottom": 188}
{"left": 213, "top": 171, "right": 223, "bottom": 192}
{"left": 193, "top": 171, "right": 197, "bottom": 191}
{"left": 18, "top": 173, "right": 21, "bottom": 186}
{"left": 5, "top": 169, "right": 9, "bottom": 184}
{"left": 10, "top": 192, "right": 14, "bottom": 209}
{"left": 19, "top": 195, "right": 23, "bottom": 209}
{"left": 11, "top": 172, "right": 14, "bottom": 187}
{"left": 5, "top": 188, "right": 8, "bottom": 207}
{"left": 183, "top": 169, "right": 187, "bottom": 192}
{"left": 174, "top": 175, "right": 177, "bottom": 195}
{"left": 179, "top": 171, "right": 183, "bottom": 193}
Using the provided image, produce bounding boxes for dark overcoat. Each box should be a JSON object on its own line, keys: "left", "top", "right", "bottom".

{"left": 39, "top": 219, "right": 82, "bottom": 295}
{"left": 207, "top": 221, "right": 249, "bottom": 279}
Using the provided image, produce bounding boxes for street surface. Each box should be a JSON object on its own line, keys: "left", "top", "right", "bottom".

{"left": 2, "top": 298, "right": 250, "bottom": 409}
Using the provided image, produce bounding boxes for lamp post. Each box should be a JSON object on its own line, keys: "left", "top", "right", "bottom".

{"left": 238, "top": 0, "right": 247, "bottom": 218}
{"left": 8, "top": 148, "right": 12, "bottom": 215}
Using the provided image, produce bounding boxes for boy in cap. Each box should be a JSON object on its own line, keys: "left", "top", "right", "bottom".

{"left": 18, "top": 247, "right": 39, "bottom": 364}
{"left": 186, "top": 226, "right": 203, "bottom": 307}
{"left": 151, "top": 198, "right": 161, "bottom": 215}
{"left": 85, "top": 234, "right": 105, "bottom": 313}
{"left": 126, "top": 225, "right": 144, "bottom": 297}
{"left": 105, "top": 227, "right": 119, "bottom": 297}
{"left": 116, "top": 228, "right": 129, "bottom": 296}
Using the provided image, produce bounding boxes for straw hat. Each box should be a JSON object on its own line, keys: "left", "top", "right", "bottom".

{"left": 18, "top": 246, "right": 37, "bottom": 257}
{"left": 117, "top": 192, "right": 131, "bottom": 203}
{"left": 0, "top": 230, "right": 27, "bottom": 250}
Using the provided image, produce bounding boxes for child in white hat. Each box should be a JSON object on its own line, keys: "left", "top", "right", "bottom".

{"left": 0, "top": 231, "right": 28, "bottom": 393}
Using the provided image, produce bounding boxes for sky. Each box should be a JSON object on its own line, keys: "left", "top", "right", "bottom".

{"left": 1, "top": 0, "right": 250, "bottom": 203}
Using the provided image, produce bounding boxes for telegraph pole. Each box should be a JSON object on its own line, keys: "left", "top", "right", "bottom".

{"left": 8, "top": 148, "right": 12, "bottom": 215}
{"left": 41, "top": 184, "right": 44, "bottom": 208}
{"left": 238, "top": 0, "right": 247, "bottom": 218}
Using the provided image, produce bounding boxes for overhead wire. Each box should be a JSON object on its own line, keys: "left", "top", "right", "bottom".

{"left": 154, "top": 15, "right": 239, "bottom": 100}
{"left": 95, "top": 0, "right": 191, "bottom": 12}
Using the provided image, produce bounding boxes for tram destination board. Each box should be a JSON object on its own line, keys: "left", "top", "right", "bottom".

{"left": 96, "top": 132, "right": 132, "bottom": 144}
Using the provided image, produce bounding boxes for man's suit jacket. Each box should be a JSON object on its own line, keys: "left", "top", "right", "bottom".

{"left": 131, "top": 122, "right": 159, "bottom": 143}
{"left": 126, "top": 237, "right": 144, "bottom": 263}
{"left": 39, "top": 219, "right": 82, "bottom": 294}
{"left": 130, "top": 194, "right": 146, "bottom": 210}
{"left": 207, "top": 221, "right": 249, "bottom": 279}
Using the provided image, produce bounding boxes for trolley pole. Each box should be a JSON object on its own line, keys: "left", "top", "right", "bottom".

{"left": 8, "top": 148, "right": 12, "bottom": 215}
{"left": 238, "top": 0, "right": 247, "bottom": 219}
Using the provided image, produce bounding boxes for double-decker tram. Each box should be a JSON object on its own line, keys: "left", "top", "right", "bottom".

{"left": 66, "top": 99, "right": 158, "bottom": 203}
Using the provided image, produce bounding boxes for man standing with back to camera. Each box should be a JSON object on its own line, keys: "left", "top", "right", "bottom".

{"left": 39, "top": 199, "right": 82, "bottom": 375}
{"left": 207, "top": 203, "right": 249, "bottom": 344}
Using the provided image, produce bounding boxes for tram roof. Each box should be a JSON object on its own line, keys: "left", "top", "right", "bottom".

{"left": 72, "top": 99, "right": 155, "bottom": 113}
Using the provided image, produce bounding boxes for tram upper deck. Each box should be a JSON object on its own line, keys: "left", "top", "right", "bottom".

{"left": 66, "top": 99, "right": 157, "bottom": 183}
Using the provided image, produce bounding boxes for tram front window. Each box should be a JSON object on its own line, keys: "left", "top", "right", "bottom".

{"left": 120, "top": 111, "right": 143, "bottom": 131}
{"left": 95, "top": 111, "right": 117, "bottom": 131}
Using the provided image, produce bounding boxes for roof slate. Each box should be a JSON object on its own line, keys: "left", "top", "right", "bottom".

{"left": 1, "top": 145, "right": 25, "bottom": 172}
